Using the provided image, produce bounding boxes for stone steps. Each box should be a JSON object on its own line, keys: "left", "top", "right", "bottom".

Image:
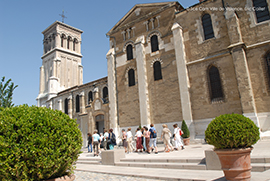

{"left": 76, "top": 157, "right": 101, "bottom": 165}
{"left": 115, "top": 161, "right": 207, "bottom": 170}
{"left": 76, "top": 153, "right": 270, "bottom": 173}
{"left": 250, "top": 163, "right": 270, "bottom": 172}
{"left": 120, "top": 157, "right": 204, "bottom": 163}
{"left": 76, "top": 160, "right": 101, "bottom": 165}
{"left": 251, "top": 157, "right": 270, "bottom": 163}
{"left": 118, "top": 157, "right": 270, "bottom": 172}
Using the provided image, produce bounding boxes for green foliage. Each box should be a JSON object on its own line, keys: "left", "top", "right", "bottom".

{"left": 181, "top": 120, "right": 190, "bottom": 138}
{"left": 205, "top": 113, "right": 260, "bottom": 149}
{"left": 0, "top": 105, "right": 82, "bottom": 181}
{"left": 0, "top": 76, "right": 18, "bottom": 108}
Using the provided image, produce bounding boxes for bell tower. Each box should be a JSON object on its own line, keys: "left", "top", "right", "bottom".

{"left": 37, "top": 21, "right": 83, "bottom": 107}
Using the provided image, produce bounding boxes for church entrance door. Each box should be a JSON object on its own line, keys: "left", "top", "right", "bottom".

{"left": 95, "top": 114, "right": 104, "bottom": 134}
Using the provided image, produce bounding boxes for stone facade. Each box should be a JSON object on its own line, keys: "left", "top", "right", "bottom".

{"left": 51, "top": 77, "right": 109, "bottom": 147}
{"left": 38, "top": 0, "right": 270, "bottom": 144}
{"left": 106, "top": 0, "right": 270, "bottom": 139}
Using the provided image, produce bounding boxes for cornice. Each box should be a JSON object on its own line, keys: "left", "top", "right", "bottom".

{"left": 42, "top": 21, "right": 83, "bottom": 35}
{"left": 107, "top": 2, "right": 179, "bottom": 36}
{"left": 41, "top": 47, "right": 83, "bottom": 59}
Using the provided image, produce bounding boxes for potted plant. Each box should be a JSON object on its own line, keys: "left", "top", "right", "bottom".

{"left": 205, "top": 113, "right": 260, "bottom": 181}
{"left": 0, "top": 105, "right": 82, "bottom": 181}
{"left": 181, "top": 120, "right": 190, "bottom": 145}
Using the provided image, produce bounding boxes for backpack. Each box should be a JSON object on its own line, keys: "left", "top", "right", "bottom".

{"left": 150, "top": 128, "right": 157, "bottom": 138}
{"left": 110, "top": 133, "right": 116, "bottom": 143}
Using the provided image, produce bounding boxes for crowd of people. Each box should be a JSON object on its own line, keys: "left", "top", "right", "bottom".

{"left": 122, "top": 123, "right": 185, "bottom": 154}
{"left": 87, "top": 128, "right": 116, "bottom": 157}
{"left": 87, "top": 123, "right": 184, "bottom": 156}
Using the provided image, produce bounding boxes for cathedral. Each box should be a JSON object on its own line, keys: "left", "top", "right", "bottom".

{"left": 37, "top": 0, "right": 270, "bottom": 146}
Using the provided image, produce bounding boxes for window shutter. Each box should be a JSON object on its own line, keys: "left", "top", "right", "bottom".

{"left": 128, "top": 69, "right": 135, "bottom": 86}
{"left": 253, "top": 0, "right": 270, "bottom": 23}
{"left": 154, "top": 61, "right": 162, "bottom": 81}
{"left": 126, "top": 44, "right": 133, "bottom": 60}
{"left": 151, "top": 35, "right": 159, "bottom": 52}
{"left": 202, "top": 14, "right": 215, "bottom": 40}
{"left": 209, "top": 66, "right": 223, "bottom": 101}
{"left": 76, "top": 95, "right": 80, "bottom": 113}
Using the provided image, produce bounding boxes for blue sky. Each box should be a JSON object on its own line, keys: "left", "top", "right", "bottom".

{"left": 0, "top": 0, "right": 199, "bottom": 106}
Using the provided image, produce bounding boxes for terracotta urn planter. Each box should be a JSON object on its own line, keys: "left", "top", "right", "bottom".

{"left": 183, "top": 137, "right": 190, "bottom": 145}
{"left": 215, "top": 147, "right": 253, "bottom": 181}
{"left": 46, "top": 174, "right": 75, "bottom": 181}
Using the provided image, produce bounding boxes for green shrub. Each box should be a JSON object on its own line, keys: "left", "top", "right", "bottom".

{"left": 181, "top": 120, "right": 190, "bottom": 138}
{"left": 205, "top": 113, "right": 260, "bottom": 149}
{"left": 0, "top": 105, "right": 82, "bottom": 181}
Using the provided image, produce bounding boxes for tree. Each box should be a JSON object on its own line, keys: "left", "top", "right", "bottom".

{"left": 0, "top": 76, "right": 18, "bottom": 108}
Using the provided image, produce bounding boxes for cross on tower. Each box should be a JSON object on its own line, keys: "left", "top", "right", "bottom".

{"left": 59, "top": 10, "right": 67, "bottom": 23}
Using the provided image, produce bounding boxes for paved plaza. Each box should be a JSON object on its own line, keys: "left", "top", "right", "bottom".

{"left": 75, "top": 138, "right": 270, "bottom": 181}
{"left": 74, "top": 171, "right": 165, "bottom": 181}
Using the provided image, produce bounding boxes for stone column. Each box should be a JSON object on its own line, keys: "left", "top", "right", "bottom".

{"left": 55, "top": 33, "right": 61, "bottom": 48}
{"left": 135, "top": 35, "right": 151, "bottom": 127}
{"left": 80, "top": 91, "right": 85, "bottom": 113}
{"left": 78, "top": 64, "right": 83, "bottom": 85}
{"left": 78, "top": 41, "right": 82, "bottom": 54}
{"left": 171, "top": 23, "right": 194, "bottom": 138}
{"left": 225, "top": 11, "right": 259, "bottom": 126}
{"left": 39, "top": 65, "right": 45, "bottom": 94}
{"left": 58, "top": 99, "right": 62, "bottom": 111}
{"left": 107, "top": 48, "right": 118, "bottom": 131}
{"left": 68, "top": 95, "right": 73, "bottom": 118}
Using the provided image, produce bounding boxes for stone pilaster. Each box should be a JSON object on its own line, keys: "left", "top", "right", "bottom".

{"left": 171, "top": 23, "right": 194, "bottom": 138}
{"left": 78, "top": 64, "right": 83, "bottom": 85}
{"left": 39, "top": 65, "right": 45, "bottom": 94}
{"left": 107, "top": 48, "right": 118, "bottom": 131}
{"left": 135, "top": 35, "right": 151, "bottom": 127}
{"left": 225, "top": 11, "right": 259, "bottom": 126}
{"left": 58, "top": 99, "right": 62, "bottom": 111}
{"left": 80, "top": 91, "right": 85, "bottom": 113}
{"left": 68, "top": 95, "right": 73, "bottom": 118}
{"left": 55, "top": 33, "right": 60, "bottom": 48}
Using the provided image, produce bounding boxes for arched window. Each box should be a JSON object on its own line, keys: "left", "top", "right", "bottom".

{"left": 202, "top": 14, "right": 214, "bottom": 40}
{"left": 64, "top": 98, "right": 68, "bottom": 114}
{"left": 76, "top": 95, "right": 80, "bottom": 113}
{"left": 126, "top": 44, "right": 133, "bottom": 60}
{"left": 151, "top": 35, "right": 159, "bottom": 52}
{"left": 153, "top": 61, "right": 162, "bottom": 81}
{"left": 208, "top": 65, "right": 223, "bottom": 101}
{"left": 103, "top": 87, "right": 108, "bottom": 99}
{"left": 253, "top": 0, "right": 270, "bottom": 23}
{"left": 88, "top": 91, "right": 93, "bottom": 103}
{"left": 128, "top": 69, "right": 135, "bottom": 86}
{"left": 266, "top": 53, "right": 270, "bottom": 88}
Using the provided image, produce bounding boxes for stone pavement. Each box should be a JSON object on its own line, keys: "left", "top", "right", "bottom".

{"left": 75, "top": 138, "right": 270, "bottom": 181}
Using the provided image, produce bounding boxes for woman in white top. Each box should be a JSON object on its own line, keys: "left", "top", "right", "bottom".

{"left": 135, "top": 128, "right": 143, "bottom": 152}
{"left": 126, "top": 127, "right": 133, "bottom": 153}
{"left": 173, "top": 123, "right": 184, "bottom": 150}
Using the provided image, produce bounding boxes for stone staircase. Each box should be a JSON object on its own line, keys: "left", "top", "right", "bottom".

{"left": 76, "top": 154, "right": 270, "bottom": 172}
{"left": 76, "top": 157, "right": 101, "bottom": 165}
